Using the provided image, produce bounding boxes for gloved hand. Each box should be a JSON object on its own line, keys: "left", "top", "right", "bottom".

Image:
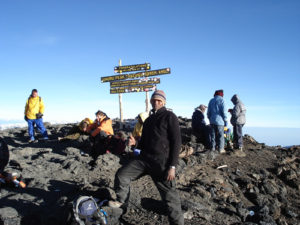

{"left": 36, "top": 113, "right": 43, "bottom": 119}
{"left": 224, "top": 121, "right": 228, "bottom": 127}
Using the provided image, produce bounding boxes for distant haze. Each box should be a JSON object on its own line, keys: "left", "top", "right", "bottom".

{"left": 244, "top": 127, "right": 300, "bottom": 147}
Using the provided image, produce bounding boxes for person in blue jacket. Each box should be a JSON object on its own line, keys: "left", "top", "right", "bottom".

{"left": 192, "top": 104, "right": 211, "bottom": 148}
{"left": 207, "top": 89, "right": 228, "bottom": 154}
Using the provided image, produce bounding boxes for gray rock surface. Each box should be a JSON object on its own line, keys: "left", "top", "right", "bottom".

{"left": 0, "top": 120, "right": 299, "bottom": 225}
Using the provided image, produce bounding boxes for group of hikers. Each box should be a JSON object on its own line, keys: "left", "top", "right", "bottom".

{"left": 0, "top": 88, "right": 246, "bottom": 225}
{"left": 192, "top": 89, "right": 246, "bottom": 154}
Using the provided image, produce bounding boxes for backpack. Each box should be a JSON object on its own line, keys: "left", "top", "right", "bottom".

{"left": 72, "top": 196, "right": 108, "bottom": 225}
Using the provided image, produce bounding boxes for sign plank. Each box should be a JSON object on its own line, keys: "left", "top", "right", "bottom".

{"left": 110, "top": 84, "right": 156, "bottom": 94}
{"left": 101, "top": 68, "right": 170, "bottom": 83}
{"left": 114, "top": 63, "right": 151, "bottom": 73}
{"left": 110, "top": 77, "right": 160, "bottom": 88}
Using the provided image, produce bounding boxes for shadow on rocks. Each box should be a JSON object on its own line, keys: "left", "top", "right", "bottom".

{"left": 141, "top": 198, "right": 168, "bottom": 215}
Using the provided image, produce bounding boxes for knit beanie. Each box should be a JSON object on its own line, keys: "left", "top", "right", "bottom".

{"left": 151, "top": 90, "right": 166, "bottom": 104}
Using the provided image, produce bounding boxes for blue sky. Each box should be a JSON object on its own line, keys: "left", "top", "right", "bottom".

{"left": 1, "top": 1, "right": 300, "bottom": 132}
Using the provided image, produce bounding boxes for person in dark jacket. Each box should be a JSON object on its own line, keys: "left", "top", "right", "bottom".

{"left": 109, "top": 90, "right": 184, "bottom": 225}
{"left": 229, "top": 94, "right": 246, "bottom": 151}
{"left": 192, "top": 104, "right": 211, "bottom": 148}
{"left": 0, "top": 137, "right": 9, "bottom": 174}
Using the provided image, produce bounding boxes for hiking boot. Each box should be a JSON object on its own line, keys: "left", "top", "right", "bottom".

{"left": 219, "top": 149, "right": 226, "bottom": 154}
{"left": 108, "top": 200, "right": 123, "bottom": 208}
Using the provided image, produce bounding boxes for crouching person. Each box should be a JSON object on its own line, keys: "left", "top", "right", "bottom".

{"left": 109, "top": 90, "right": 184, "bottom": 225}
{"left": 58, "top": 118, "right": 93, "bottom": 141}
{"left": 87, "top": 110, "right": 114, "bottom": 158}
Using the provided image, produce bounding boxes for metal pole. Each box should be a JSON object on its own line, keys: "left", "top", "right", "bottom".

{"left": 118, "top": 59, "right": 123, "bottom": 127}
{"left": 145, "top": 91, "right": 150, "bottom": 112}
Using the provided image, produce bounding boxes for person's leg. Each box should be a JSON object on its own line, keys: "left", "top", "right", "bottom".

{"left": 236, "top": 124, "right": 243, "bottom": 148}
{"left": 210, "top": 125, "right": 216, "bottom": 150}
{"left": 217, "top": 125, "right": 225, "bottom": 151}
{"left": 233, "top": 125, "right": 238, "bottom": 148}
{"left": 35, "top": 118, "right": 48, "bottom": 138}
{"left": 154, "top": 178, "right": 184, "bottom": 225}
{"left": 114, "top": 159, "right": 146, "bottom": 204}
{"left": 204, "top": 125, "right": 211, "bottom": 149}
{"left": 27, "top": 119, "right": 35, "bottom": 140}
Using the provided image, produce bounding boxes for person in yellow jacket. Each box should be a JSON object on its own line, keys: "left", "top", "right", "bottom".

{"left": 87, "top": 110, "right": 114, "bottom": 157}
{"left": 24, "top": 89, "right": 48, "bottom": 142}
{"left": 132, "top": 112, "right": 149, "bottom": 142}
{"left": 58, "top": 118, "right": 94, "bottom": 141}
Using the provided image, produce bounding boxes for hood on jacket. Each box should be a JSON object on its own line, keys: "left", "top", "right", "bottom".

{"left": 231, "top": 94, "right": 239, "bottom": 105}
{"left": 138, "top": 112, "right": 149, "bottom": 123}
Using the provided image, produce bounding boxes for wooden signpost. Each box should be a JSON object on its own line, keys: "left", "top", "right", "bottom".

{"left": 101, "top": 61, "right": 171, "bottom": 121}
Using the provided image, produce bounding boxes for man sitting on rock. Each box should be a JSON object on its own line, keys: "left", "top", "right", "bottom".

{"left": 109, "top": 90, "right": 184, "bottom": 225}
{"left": 192, "top": 104, "right": 211, "bottom": 149}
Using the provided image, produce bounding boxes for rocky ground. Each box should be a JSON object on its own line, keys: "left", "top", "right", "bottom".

{"left": 0, "top": 117, "right": 299, "bottom": 225}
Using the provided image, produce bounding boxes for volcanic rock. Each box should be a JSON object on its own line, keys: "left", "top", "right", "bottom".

{"left": 0, "top": 120, "right": 299, "bottom": 225}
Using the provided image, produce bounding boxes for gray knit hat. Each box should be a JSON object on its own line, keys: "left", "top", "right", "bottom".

{"left": 151, "top": 90, "right": 166, "bottom": 103}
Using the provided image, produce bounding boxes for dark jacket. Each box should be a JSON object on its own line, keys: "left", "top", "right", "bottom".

{"left": 139, "top": 107, "right": 182, "bottom": 171}
{"left": 0, "top": 138, "right": 9, "bottom": 173}
{"left": 192, "top": 109, "right": 206, "bottom": 131}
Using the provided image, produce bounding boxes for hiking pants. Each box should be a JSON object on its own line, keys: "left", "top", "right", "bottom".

{"left": 210, "top": 124, "right": 224, "bottom": 151}
{"left": 233, "top": 124, "right": 243, "bottom": 148}
{"left": 114, "top": 159, "right": 184, "bottom": 225}
{"left": 27, "top": 118, "right": 48, "bottom": 140}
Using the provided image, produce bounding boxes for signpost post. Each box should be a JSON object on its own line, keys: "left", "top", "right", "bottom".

{"left": 118, "top": 59, "right": 123, "bottom": 124}
{"left": 101, "top": 62, "right": 170, "bottom": 120}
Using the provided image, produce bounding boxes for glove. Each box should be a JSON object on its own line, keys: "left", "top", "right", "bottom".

{"left": 36, "top": 113, "right": 43, "bottom": 119}
{"left": 224, "top": 121, "right": 228, "bottom": 127}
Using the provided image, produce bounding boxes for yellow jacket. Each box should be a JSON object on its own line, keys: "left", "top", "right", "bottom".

{"left": 132, "top": 112, "right": 149, "bottom": 138}
{"left": 78, "top": 118, "right": 94, "bottom": 132}
{"left": 24, "top": 96, "right": 45, "bottom": 120}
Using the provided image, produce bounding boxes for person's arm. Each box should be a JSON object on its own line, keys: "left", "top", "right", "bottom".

{"left": 221, "top": 99, "right": 227, "bottom": 124}
{"left": 167, "top": 113, "right": 182, "bottom": 181}
{"left": 24, "top": 100, "right": 28, "bottom": 115}
{"left": 232, "top": 104, "right": 241, "bottom": 118}
{"left": 39, "top": 97, "right": 45, "bottom": 114}
{"left": 87, "top": 123, "right": 96, "bottom": 134}
{"left": 91, "top": 119, "right": 113, "bottom": 137}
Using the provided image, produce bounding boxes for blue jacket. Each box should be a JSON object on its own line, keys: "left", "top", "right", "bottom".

{"left": 207, "top": 96, "right": 227, "bottom": 126}
{"left": 192, "top": 109, "right": 206, "bottom": 131}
